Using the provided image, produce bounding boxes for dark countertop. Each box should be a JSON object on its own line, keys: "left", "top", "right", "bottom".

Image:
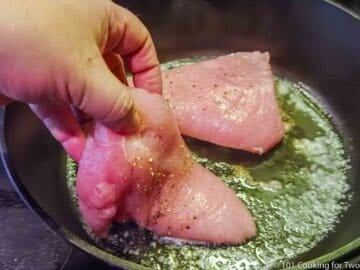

{"left": 0, "top": 162, "right": 70, "bottom": 270}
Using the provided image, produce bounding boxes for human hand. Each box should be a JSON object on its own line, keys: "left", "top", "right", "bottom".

{"left": 0, "top": 0, "right": 161, "bottom": 161}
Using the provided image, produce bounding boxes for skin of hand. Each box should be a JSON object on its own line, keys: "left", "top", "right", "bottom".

{"left": 0, "top": 0, "right": 162, "bottom": 161}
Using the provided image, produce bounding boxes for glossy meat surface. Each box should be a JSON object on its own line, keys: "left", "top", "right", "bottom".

{"left": 76, "top": 89, "right": 256, "bottom": 244}
{"left": 163, "top": 52, "right": 284, "bottom": 154}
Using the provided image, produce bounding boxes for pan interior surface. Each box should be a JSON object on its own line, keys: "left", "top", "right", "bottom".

{"left": 65, "top": 58, "right": 351, "bottom": 270}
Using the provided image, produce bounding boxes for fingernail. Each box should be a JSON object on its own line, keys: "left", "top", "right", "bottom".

{"left": 117, "top": 110, "right": 141, "bottom": 135}
{"left": 127, "top": 111, "right": 141, "bottom": 133}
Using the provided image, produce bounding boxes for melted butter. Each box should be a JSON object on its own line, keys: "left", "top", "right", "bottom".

{"left": 66, "top": 59, "right": 351, "bottom": 270}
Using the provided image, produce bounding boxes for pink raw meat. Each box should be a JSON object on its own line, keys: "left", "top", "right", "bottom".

{"left": 162, "top": 52, "right": 284, "bottom": 154}
{"left": 76, "top": 88, "right": 256, "bottom": 244}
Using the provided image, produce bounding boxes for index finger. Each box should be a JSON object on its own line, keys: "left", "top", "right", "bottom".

{"left": 107, "top": 3, "right": 162, "bottom": 94}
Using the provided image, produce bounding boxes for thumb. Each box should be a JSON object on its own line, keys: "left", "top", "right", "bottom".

{"left": 72, "top": 54, "right": 139, "bottom": 133}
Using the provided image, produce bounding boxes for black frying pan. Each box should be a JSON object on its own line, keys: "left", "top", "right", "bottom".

{"left": 0, "top": 0, "right": 359, "bottom": 269}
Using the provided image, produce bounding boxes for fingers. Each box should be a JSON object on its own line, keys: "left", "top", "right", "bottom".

{"left": 71, "top": 52, "right": 139, "bottom": 133}
{"left": 71, "top": 53, "right": 130, "bottom": 135}
{"left": 107, "top": 3, "right": 162, "bottom": 94}
{"left": 30, "top": 103, "right": 86, "bottom": 162}
{"left": 103, "top": 52, "right": 128, "bottom": 85}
